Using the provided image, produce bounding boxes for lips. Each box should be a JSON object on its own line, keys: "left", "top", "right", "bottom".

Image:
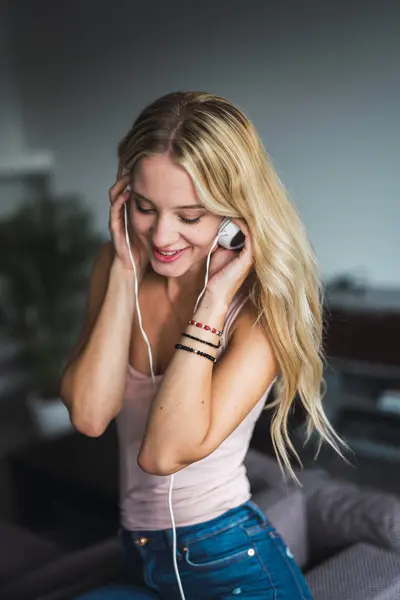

{"left": 152, "top": 246, "right": 188, "bottom": 263}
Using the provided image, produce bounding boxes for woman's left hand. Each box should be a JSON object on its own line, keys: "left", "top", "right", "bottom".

{"left": 206, "top": 219, "right": 254, "bottom": 306}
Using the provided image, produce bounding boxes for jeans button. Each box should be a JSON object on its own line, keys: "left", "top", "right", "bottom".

{"left": 135, "top": 537, "right": 148, "bottom": 546}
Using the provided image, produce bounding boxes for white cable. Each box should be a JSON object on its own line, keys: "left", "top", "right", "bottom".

{"left": 193, "top": 236, "right": 219, "bottom": 314}
{"left": 123, "top": 203, "right": 156, "bottom": 389}
{"left": 124, "top": 202, "right": 220, "bottom": 600}
{"left": 168, "top": 474, "right": 187, "bottom": 600}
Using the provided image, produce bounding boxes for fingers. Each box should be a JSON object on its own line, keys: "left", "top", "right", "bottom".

{"left": 109, "top": 175, "right": 131, "bottom": 230}
{"left": 231, "top": 217, "right": 249, "bottom": 237}
{"left": 109, "top": 174, "right": 131, "bottom": 205}
{"left": 231, "top": 218, "right": 254, "bottom": 264}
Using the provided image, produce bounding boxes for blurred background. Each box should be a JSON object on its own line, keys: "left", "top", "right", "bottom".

{"left": 0, "top": 0, "right": 399, "bottom": 596}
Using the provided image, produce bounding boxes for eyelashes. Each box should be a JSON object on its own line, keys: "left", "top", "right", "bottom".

{"left": 180, "top": 216, "right": 202, "bottom": 225}
{"left": 134, "top": 202, "right": 202, "bottom": 225}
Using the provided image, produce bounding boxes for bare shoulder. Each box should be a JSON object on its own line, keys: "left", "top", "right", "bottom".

{"left": 229, "top": 299, "right": 266, "bottom": 342}
{"left": 223, "top": 292, "right": 278, "bottom": 380}
{"left": 214, "top": 297, "right": 278, "bottom": 398}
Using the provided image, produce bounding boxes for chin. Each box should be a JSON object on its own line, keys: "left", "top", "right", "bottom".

{"left": 149, "top": 257, "right": 192, "bottom": 278}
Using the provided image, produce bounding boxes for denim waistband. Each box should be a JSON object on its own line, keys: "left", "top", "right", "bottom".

{"left": 121, "top": 500, "right": 269, "bottom": 552}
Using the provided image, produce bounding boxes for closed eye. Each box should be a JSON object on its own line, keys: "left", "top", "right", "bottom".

{"left": 134, "top": 201, "right": 203, "bottom": 225}
{"left": 135, "top": 203, "right": 155, "bottom": 214}
{"left": 180, "top": 216, "right": 202, "bottom": 224}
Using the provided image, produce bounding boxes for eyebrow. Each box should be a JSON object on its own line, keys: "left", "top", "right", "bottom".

{"left": 132, "top": 190, "right": 205, "bottom": 210}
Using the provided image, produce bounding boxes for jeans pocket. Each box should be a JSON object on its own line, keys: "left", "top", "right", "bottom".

{"left": 181, "top": 535, "right": 271, "bottom": 598}
{"left": 181, "top": 519, "right": 264, "bottom": 572}
{"left": 178, "top": 516, "right": 276, "bottom": 598}
{"left": 184, "top": 545, "right": 256, "bottom": 570}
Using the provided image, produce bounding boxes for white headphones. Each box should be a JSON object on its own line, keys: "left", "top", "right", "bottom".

{"left": 217, "top": 217, "right": 245, "bottom": 250}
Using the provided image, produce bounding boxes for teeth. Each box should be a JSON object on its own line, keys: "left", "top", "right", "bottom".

{"left": 158, "top": 249, "right": 179, "bottom": 256}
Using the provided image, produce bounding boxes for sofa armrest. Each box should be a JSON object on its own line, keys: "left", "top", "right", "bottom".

{"left": 306, "top": 478, "right": 400, "bottom": 560}
{"left": 0, "top": 537, "right": 122, "bottom": 600}
{"left": 306, "top": 542, "right": 400, "bottom": 600}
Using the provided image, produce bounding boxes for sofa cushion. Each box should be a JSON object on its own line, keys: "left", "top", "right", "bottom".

{"left": 245, "top": 447, "right": 328, "bottom": 493}
{"left": 0, "top": 537, "right": 122, "bottom": 600}
{"left": 306, "top": 542, "right": 400, "bottom": 600}
{"left": 307, "top": 478, "right": 400, "bottom": 559}
{"left": 245, "top": 448, "right": 284, "bottom": 492}
{"left": 252, "top": 483, "right": 309, "bottom": 568}
{"left": 0, "top": 521, "right": 62, "bottom": 583}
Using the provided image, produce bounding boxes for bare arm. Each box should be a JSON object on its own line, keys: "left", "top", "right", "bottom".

{"left": 138, "top": 293, "right": 278, "bottom": 475}
{"left": 60, "top": 171, "right": 147, "bottom": 437}
{"left": 60, "top": 242, "right": 137, "bottom": 436}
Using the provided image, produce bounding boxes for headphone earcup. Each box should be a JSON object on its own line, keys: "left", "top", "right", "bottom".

{"left": 218, "top": 219, "right": 245, "bottom": 250}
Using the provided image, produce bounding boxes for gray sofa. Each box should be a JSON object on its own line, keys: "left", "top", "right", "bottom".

{"left": 246, "top": 449, "right": 400, "bottom": 600}
{"left": 1, "top": 448, "right": 400, "bottom": 599}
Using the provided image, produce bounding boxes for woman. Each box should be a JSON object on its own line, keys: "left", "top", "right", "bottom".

{"left": 61, "top": 92, "right": 346, "bottom": 599}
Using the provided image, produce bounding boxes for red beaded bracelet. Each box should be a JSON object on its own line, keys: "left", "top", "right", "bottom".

{"left": 188, "top": 319, "right": 223, "bottom": 337}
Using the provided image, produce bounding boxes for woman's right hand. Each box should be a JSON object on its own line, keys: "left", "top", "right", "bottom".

{"left": 108, "top": 174, "right": 149, "bottom": 279}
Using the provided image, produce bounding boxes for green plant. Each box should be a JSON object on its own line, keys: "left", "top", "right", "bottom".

{"left": 0, "top": 194, "right": 104, "bottom": 398}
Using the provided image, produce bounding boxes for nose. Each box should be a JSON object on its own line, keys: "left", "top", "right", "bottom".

{"left": 151, "top": 215, "right": 180, "bottom": 249}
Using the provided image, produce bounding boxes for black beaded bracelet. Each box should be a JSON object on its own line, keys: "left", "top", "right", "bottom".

{"left": 181, "top": 332, "right": 221, "bottom": 349}
{"left": 174, "top": 343, "right": 217, "bottom": 363}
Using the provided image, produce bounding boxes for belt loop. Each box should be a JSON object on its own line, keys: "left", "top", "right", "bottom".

{"left": 248, "top": 499, "right": 268, "bottom": 525}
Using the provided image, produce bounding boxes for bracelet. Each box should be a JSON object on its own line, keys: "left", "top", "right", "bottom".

{"left": 181, "top": 332, "right": 221, "bottom": 349}
{"left": 188, "top": 319, "right": 223, "bottom": 337}
{"left": 174, "top": 343, "right": 217, "bottom": 363}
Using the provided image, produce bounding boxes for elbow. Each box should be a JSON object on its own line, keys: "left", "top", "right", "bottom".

{"left": 137, "top": 447, "right": 188, "bottom": 476}
{"left": 71, "top": 414, "right": 107, "bottom": 438}
{"left": 61, "top": 380, "right": 115, "bottom": 438}
{"left": 70, "top": 407, "right": 110, "bottom": 438}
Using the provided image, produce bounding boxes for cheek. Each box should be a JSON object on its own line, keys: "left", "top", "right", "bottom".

{"left": 186, "top": 228, "right": 210, "bottom": 248}
{"left": 130, "top": 211, "right": 151, "bottom": 236}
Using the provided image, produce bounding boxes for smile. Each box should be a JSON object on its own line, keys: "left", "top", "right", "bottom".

{"left": 152, "top": 246, "right": 188, "bottom": 263}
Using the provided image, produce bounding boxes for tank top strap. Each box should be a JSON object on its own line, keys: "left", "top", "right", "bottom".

{"left": 221, "top": 291, "right": 250, "bottom": 348}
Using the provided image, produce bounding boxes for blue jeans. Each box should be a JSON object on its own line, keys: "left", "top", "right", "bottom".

{"left": 74, "top": 500, "right": 312, "bottom": 599}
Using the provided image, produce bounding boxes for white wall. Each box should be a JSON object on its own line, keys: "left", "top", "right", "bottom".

{"left": 7, "top": 0, "right": 400, "bottom": 287}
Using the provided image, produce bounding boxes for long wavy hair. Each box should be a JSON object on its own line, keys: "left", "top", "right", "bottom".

{"left": 117, "top": 91, "right": 349, "bottom": 481}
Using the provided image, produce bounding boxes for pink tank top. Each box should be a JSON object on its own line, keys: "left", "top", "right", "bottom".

{"left": 116, "top": 289, "right": 274, "bottom": 531}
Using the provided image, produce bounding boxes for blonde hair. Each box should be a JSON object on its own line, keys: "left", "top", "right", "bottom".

{"left": 118, "top": 91, "right": 350, "bottom": 482}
